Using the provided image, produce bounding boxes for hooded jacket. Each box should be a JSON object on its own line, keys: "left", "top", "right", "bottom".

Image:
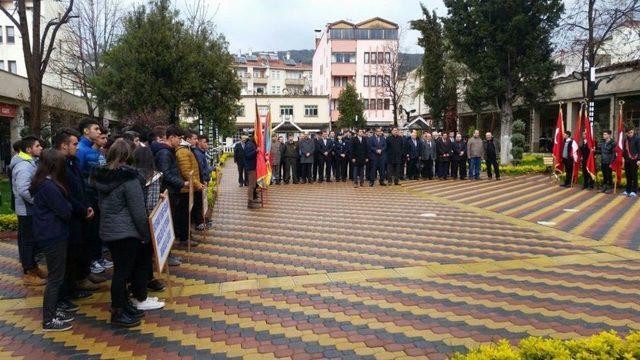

{"left": 94, "top": 165, "right": 150, "bottom": 243}
{"left": 31, "top": 178, "right": 72, "bottom": 245}
{"left": 150, "top": 141, "right": 184, "bottom": 194}
{"left": 175, "top": 140, "right": 203, "bottom": 193}
{"left": 9, "top": 152, "right": 37, "bottom": 216}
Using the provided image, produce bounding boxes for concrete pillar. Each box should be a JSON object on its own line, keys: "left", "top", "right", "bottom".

{"left": 530, "top": 108, "right": 540, "bottom": 152}
{"left": 10, "top": 106, "right": 24, "bottom": 146}
{"left": 566, "top": 101, "right": 577, "bottom": 132}
{"left": 609, "top": 95, "right": 616, "bottom": 131}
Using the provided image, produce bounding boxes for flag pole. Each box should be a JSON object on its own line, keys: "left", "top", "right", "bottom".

{"left": 614, "top": 100, "right": 625, "bottom": 194}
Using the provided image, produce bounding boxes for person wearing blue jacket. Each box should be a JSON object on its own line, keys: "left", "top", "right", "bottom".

{"left": 30, "top": 149, "right": 74, "bottom": 332}
{"left": 244, "top": 133, "right": 259, "bottom": 209}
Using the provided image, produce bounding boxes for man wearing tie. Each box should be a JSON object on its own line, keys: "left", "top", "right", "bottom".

{"left": 368, "top": 127, "right": 387, "bottom": 186}
{"left": 316, "top": 131, "right": 334, "bottom": 182}
{"left": 404, "top": 130, "right": 422, "bottom": 180}
{"left": 420, "top": 132, "right": 436, "bottom": 180}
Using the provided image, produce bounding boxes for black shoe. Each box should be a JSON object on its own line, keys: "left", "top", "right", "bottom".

{"left": 87, "top": 273, "right": 107, "bottom": 283}
{"left": 379, "top": 182, "right": 386, "bottom": 186}
{"left": 360, "top": 182, "right": 364, "bottom": 187}
{"left": 43, "top": 318, "right": 72, "bottom": 332}
{"left": 560, "top": 184, "right": 570, "bottom": 188}
{"left": 326, "top": 180, "right": 332, "bottom": 183}
{"left": 147, "top": 279, "right": 165, "bottom": 292}
{"left": 55, "top": 310, "right": 75, "bottom": 323}
{"left": 70, "top": 290, "right": 93, "bottom": 300}
{"left": 369, "top": 182, "right": 374, "bottom": 187}
{"left": 57, "top": 300, "right": 79, "bottom": 313}
{"left": 238, "top": 184, "right": 244, "bottom": 187}
{"left": 354, "top": 182, "right": 358, "bottom": 188}
{"left": 125, "top": 302, "right": 145, "bottom": 319}
{"left": 394, "top": 181, "right": 399, "bottom": 185}
{"left": 111, "top": 308, "right": 141, "bottom": 327}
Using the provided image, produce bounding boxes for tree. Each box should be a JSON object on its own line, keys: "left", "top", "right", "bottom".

{"left": 444, "top": 0, "right": 564, "bottom": 164}
{"left": 52, "top": 0, "right": 123, "bottom": 121}
{"left": 411, "top": 5, "right": 447, "bottom": 130}
{"left": 1, "top": 0, "right": 76, "bottom": 135}
{"left": 559, "top": 0, "right": 640, "bottom": 122}
{"left": 336, "top": 83, "right": 366, "bottom": 130}
{"left": 510, "top": 119, "right": 526, "bottom": 165}
{"left": 376, "top": 33, "right": 408, "bottom": 127}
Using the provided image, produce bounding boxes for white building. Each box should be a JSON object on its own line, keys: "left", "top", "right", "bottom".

{"left": 233, "top": 52, "right": 312, "bottom": 96}
{"left": 312, "top": 17, "right": 399, "bottom": 126}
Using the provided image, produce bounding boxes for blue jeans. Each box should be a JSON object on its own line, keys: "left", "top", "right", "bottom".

{"left": 469, "top": 157, "right": 481, "bottom": 179}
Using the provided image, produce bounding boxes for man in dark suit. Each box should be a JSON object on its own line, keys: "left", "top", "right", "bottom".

{"left": 436, "top": 132, "right": 453, "bottom": 180}
{"left": 368, "top": 127, "right": 387, "bottom": 186}
{"left": 405, "top": 130, "right": 422, "bottom": 180}
{"left": 451, "top": 133, "right": 467, "bottom": 180}
{"left": 351, "top": 129, "right": 368, "bottom": 187}
{"left": 233, "top": 135, "right": 247, "bottom": 187}
{"left": 623, "top": 128, "right": 640, "bottom": 196}
{"left": 312, "top": 132, "right": 321, "bottom": 182}
{"left": 386, "top": 127, "right": 405, "bottom": 185}
{"left": 561, "top": 131, "right": 575, "bottom": 187}
{"left": 420, "top": 132, "right": 436, "bottom": 180}
{"left": 316, "top": 131, "right": 334, "bottom": 182}
{"left": 484, "top": 132, "right": 500, "bottom": 180}
{"left": 343, "top": 131, "right": 354, "bottom": 181}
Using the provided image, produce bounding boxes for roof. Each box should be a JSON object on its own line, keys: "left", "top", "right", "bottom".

{"left": 232, "top": 55, "right": 311, "bottom": 70}
{"left": 355, "top": 17, "right": 398, "bottom": 29}
{"left": 326, "top": 17, "right": 399, "bottom": 30}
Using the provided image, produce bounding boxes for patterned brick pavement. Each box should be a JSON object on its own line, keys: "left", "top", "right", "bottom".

{"left": 0, "top": 165, "right": 639, "bottom": 359}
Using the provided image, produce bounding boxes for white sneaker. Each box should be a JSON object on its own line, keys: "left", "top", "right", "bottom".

{"left": 630, "top": 192, "right": 637, "bottom": 197}
{"left": 622, "top": 191, "right": 629, "bottom": 196}
{"left": 99, "top": 258, "right": 114, "bottom": 269}
{"left": 90, "top": 261, "right": 105, "bottom": 274}
{"left": 132, "top": 298, "right": 165, "bottom": 310}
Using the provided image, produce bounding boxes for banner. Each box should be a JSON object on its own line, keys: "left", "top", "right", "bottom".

{"left": 572, "top": 106, "right": 583, "bottom": 185}
{"left": 611, "top": 104, "right": 624, "bottom": 184}
{"left": 255, "top": 102, "right": 270, "bottom": 188}
{"left": 148, "top": 190, "right": 175, "bottom": 272}
{"left": 552, "top": 105, "right": 565, "bottom": 172}
{"left": 583, "top": 104, "right": 596, "bottom": 180}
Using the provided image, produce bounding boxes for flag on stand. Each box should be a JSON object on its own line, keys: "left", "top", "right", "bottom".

{"left": 552, "top": 106, "right": 565, "bottom": 172}
{"left": 260, "top": 109, "right": 272, "bottom": 188}
{"left": 611, "top": 105, "right": 625, "bottom": 184}
{"left": 583, "top": 106, "right": 596, "bottom": 180}
{"left": 572, "top": 105, "right": 583, "bottom": 185}
{"left": 254, "top": 103, "right": 269, "bottom": 188}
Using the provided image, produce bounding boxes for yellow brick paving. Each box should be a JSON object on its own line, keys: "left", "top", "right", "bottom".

{"left": 0, "top": 169, "right": 639, "bottom": 359}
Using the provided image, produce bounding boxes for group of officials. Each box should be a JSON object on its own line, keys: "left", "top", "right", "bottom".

{"left": 234, "top": 127, "right": 502, "bottom": 207}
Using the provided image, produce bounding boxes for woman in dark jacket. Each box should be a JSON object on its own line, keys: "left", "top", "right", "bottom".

{"left": 94, "top": 139, "right": 150, "bottom": 327}
{"left": 30, "top": 149, "right": 74, "bottom": 332}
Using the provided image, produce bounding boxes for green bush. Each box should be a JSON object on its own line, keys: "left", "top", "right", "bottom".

{"left": 453, "top": 331, "right": 640, "bottom": 360}
{"left": 0, "top": 214, "right": 18, "bottom": 231}
{"left": 511, "top": 120, "right": 526, "bottom": 166}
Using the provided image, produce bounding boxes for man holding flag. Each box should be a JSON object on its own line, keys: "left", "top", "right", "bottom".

{"left": 560, "top": 130, "right": 576, "bottom": 187}
{"left": 580, "top": 106, "right": 596, "bottom": 190}
{"left": 623, "top": 128, "right": 640, "bottom": 197}
{"left": 599, "top": 130, "right": 615, "bottom": 193}
{"left": 552, "top": 105, "right": 565, "bottom": 174}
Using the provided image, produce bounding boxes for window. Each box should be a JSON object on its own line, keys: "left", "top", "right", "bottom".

{"left": 304, "top": 105, "right": 318, "bottom": 117}
{"left": 333, "top": 76, "right": 349, "bottom": 87}
{"left": 332, "top": 52, "right": 356, "bottom": 63}
{"left": 370, "top": 52, "right": 377, "bottom": 64}
{"left": 364, "top": 52, "right": 370, "bottom": 64}
{"left": 384, "top": 75, "right": 390, "bottom": 86}
{"left": 6, "top": 26, "right": 14, "bottom": 44}
{"left": 377, "top": 52, "right": 384, "bottom": 64}
{"left": 363, "top": 75, "right": 369, "bottom": 87}
{"left": 384, "top": 99, "right": 390, "bottom": 110}
{"left": 0, "top": 26, "right": 3, "bottom": 43}
{"left": 364, "top": 99, "right": 369, "bottom": 110}
{"left": 236, "top": 105, "right": 245, "bottom": 117}
{"left": 8, "top": 61, "right": 17, "bottom": 74}
{"left": 377, "top": 75, "right": 383, "bottom": 87}
{"left": 280, "top": 105, "right": 293, "bottom": 116}
{"left": 385, "top": 52, "right": 391, "bottom": 64}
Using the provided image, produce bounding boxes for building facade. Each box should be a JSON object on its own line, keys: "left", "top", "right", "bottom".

{"left": 233, "top": 52, "right": 312, "bottom": 97}
{"left": 312, "top": 17, "right": 399, "bottom": 126}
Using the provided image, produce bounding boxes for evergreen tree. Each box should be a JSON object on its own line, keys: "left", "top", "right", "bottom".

{"left": 336, "top": 83, "right": 366, "bottom": 130}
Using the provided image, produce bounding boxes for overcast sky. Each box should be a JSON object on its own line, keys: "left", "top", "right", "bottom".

{"left": 123, "top": 0, "right": 447, "bottom": 54}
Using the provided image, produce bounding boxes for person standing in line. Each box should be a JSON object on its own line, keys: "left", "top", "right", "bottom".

{"left": 244, "top": 132, "right": 260, "bottom": 208}
{"left": 185, "top": 131, "right": 207, "bottom": 231}
{"left": 561, "top": 131, "right": 575, "bottom": 187}
{"left": 270, "top": 135, "right": 283, "bottom": 185}
{"left": 298, "top": 132, "right": 315, "bottom": 184}
{"left": 420, "top": 133, "right": 436, "bottom": 180}
{"left": 282, "top": 135, "right": 299, "bottom": 184}
{"left": 598, "top": 130, "right": 615, "bottom": 194}
{"left": 467, "top": 130, "right": 484, "bottom": 180}
{"left": 351, "top": 129, "right": 368, "bottom": 187}
{"left": 484, "top": 132, "right": 501, "bottom": 180}
{"left": 343, "top": 131, "right": 354, "bottom": 181}
{"left": 436, "top": 132, "right": 452, "bottom": 180}
{"left": 368, "top": 127, "right": 387, "bottom": 186}
{"left": 196, "top": 135, "right": 215, "bottom": 229}
{"left": 404, "top": 130, "right": 422, "bottom": 180}
{"left": 9, "top": 135, "right": 47, "bottom": 286}
{"left": 451, "top": 134, "right": 468, "bottom": 180}
{"left": 334, "top": 134, "right": 349, "bottom": 182}
{"left": 623, "top": 128, "right": 640, "bottom": 197}
{"left": 30, "top": 149, "right": 74, "bottom": 331}
{"left": 233, "top": 135, "right": 247, "bottom": 187}
{"left": 386, "top": 128, "right": 404, "bottom": 185}
{"left": 175, "top": 129, "right": 204, "bottom": 247}
{"left": 316, "top": 132, "right": 334, "bottom": 182}
{"left": 580, "top": 130, "right": 595, "bottom": 190}
{"left": 312, "top": 132, "right": 321, "bottom": 182}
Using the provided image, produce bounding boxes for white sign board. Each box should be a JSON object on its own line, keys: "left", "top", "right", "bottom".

{"left": 149, "top": 190, "right": 175, "bottom": 272}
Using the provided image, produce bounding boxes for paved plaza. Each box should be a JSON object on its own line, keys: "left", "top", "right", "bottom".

{"left": 0, "top": 165, "right": 639, "bottom": 359}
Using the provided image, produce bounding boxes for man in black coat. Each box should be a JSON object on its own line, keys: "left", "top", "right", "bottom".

{"left": 451, "top": 134, "right": 468, "bottom": 180}
{"left": 580, "top": 130, "right": 595, "bottom": 190}
{"left": 282, "top": 135, "right": 299, "bottom": 184}
{"left": 561, "top": 131, "right": 575, "bottom": 187}
{"left": 351, "top": 129, "right": 368, "bottom": 187}
{"left": 598, "top": 130, "right": 615, "bottom": 193}
{"left": 484, "top": 132, "right": 501, "bottom": 180}
{"left": 233, "top": 135, "right": 247, "bottom": 187}
{"left": 333, "top": 134, "right": 349, "bottom": 181}
{"left": 404, "top": 131, "right": 422, "bottom": 180}
{"left": 316, "top": 131, "right": 334, "bottom": 182}
{"left": 436, "top": 132, "right": 453, "bottom": 180}
{"left": 623, "top": 128, "right": 640, "bottom": 196}
{"left": 368, "top": 128, "right": 387, "bottom": 186}
{"left": 386, "top": 128, "right": 404, "bottom": 185}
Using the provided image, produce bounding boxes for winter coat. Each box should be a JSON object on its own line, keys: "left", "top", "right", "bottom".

{"left": 386, "top": 135, "right": 405, "bottom": 164}
{"left": 452, "top": 140, "right": 468, "bottom": 161}
{"left": 420, "top": 139, "right": 436, "bottom": 160}
{"left": 283, "top": 141, "right": 299, "bottom": 159}
{"left": 234, "top": 142, "right": 246, "bottom": 166}
{"left": 244, "top": 140, "right": 257, "bottom": 171}
{"left": 9, "top": 152, "right": 37, "bottom": 216}
{"left": 436, "top": 139, "right": 453, "bottom": 160}
{"left": 598, "top": 139, "right": 616, "bottom": 165}
{"left": 351, "top": 136, "right": 368, "bottom": 166}
{"left": 467, "top": 137, "right": 485, "bottom": 158}
{"left": 192, "top": 146, "right": 212, "bottom": 183}
{"left": 76, "top": 136, "right": 101, "bottom": 203}
{"left": 270, "top": 141, "right": 284, "bottom": 165}
{"left": 66, "top": 157, "right": 90, "bottom": 244}
{"left": 151, "top": 141, "right": 183, "bottom": 194}
{"left": 484, "top": 140, "right": 499, "bottom": 160}
{"left": 31, "top": 178, "right": 72, "bottom": 245}
{"left": 175, "top": 141, "right": 203, "bottom": 193}
{"left": 94, "top": 165, "right": 150, "bottom": 243}
{"left": 298, "top": 138, "right": 315, "bottom": 164}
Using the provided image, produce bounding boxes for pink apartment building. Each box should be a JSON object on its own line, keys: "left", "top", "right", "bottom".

{"left": 312, "top": 17, "right": 399, "bottom": 127}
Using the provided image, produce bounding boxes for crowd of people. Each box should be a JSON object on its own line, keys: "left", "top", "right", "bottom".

{"left": 234, "top": 127, "right": 501, "bottom": 207}
{"left": 9, "top": 121, "right": 215, "bottom": 331}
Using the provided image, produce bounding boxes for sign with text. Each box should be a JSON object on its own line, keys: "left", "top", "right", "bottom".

{"left": 148, "top": 190, "right": 175, "bottom": 272}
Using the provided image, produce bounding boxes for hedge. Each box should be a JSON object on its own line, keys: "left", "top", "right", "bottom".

{"left": 0, "top": 214, "right": 18, "bottom": 231}
{"left": 453, "top": 331, "right": 640, "bottom": 360}
{"left": 206, "top": 151, "right": 232, "bottom": 206}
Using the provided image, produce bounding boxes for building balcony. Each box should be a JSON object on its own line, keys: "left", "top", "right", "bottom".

{"left": 331, "top": 63, "right": 356, "bottom": 77}
{"left": 331, "top": 109, "right": 340, "bottom": 122}
{"left": 331, "top": 86, "right": 346, "bottom": 99}
{"left": 253, "top": 76, "right": 268, "bottom": 84}
{"left": 285, "top": 78, "right": 306, "bottom": 86}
